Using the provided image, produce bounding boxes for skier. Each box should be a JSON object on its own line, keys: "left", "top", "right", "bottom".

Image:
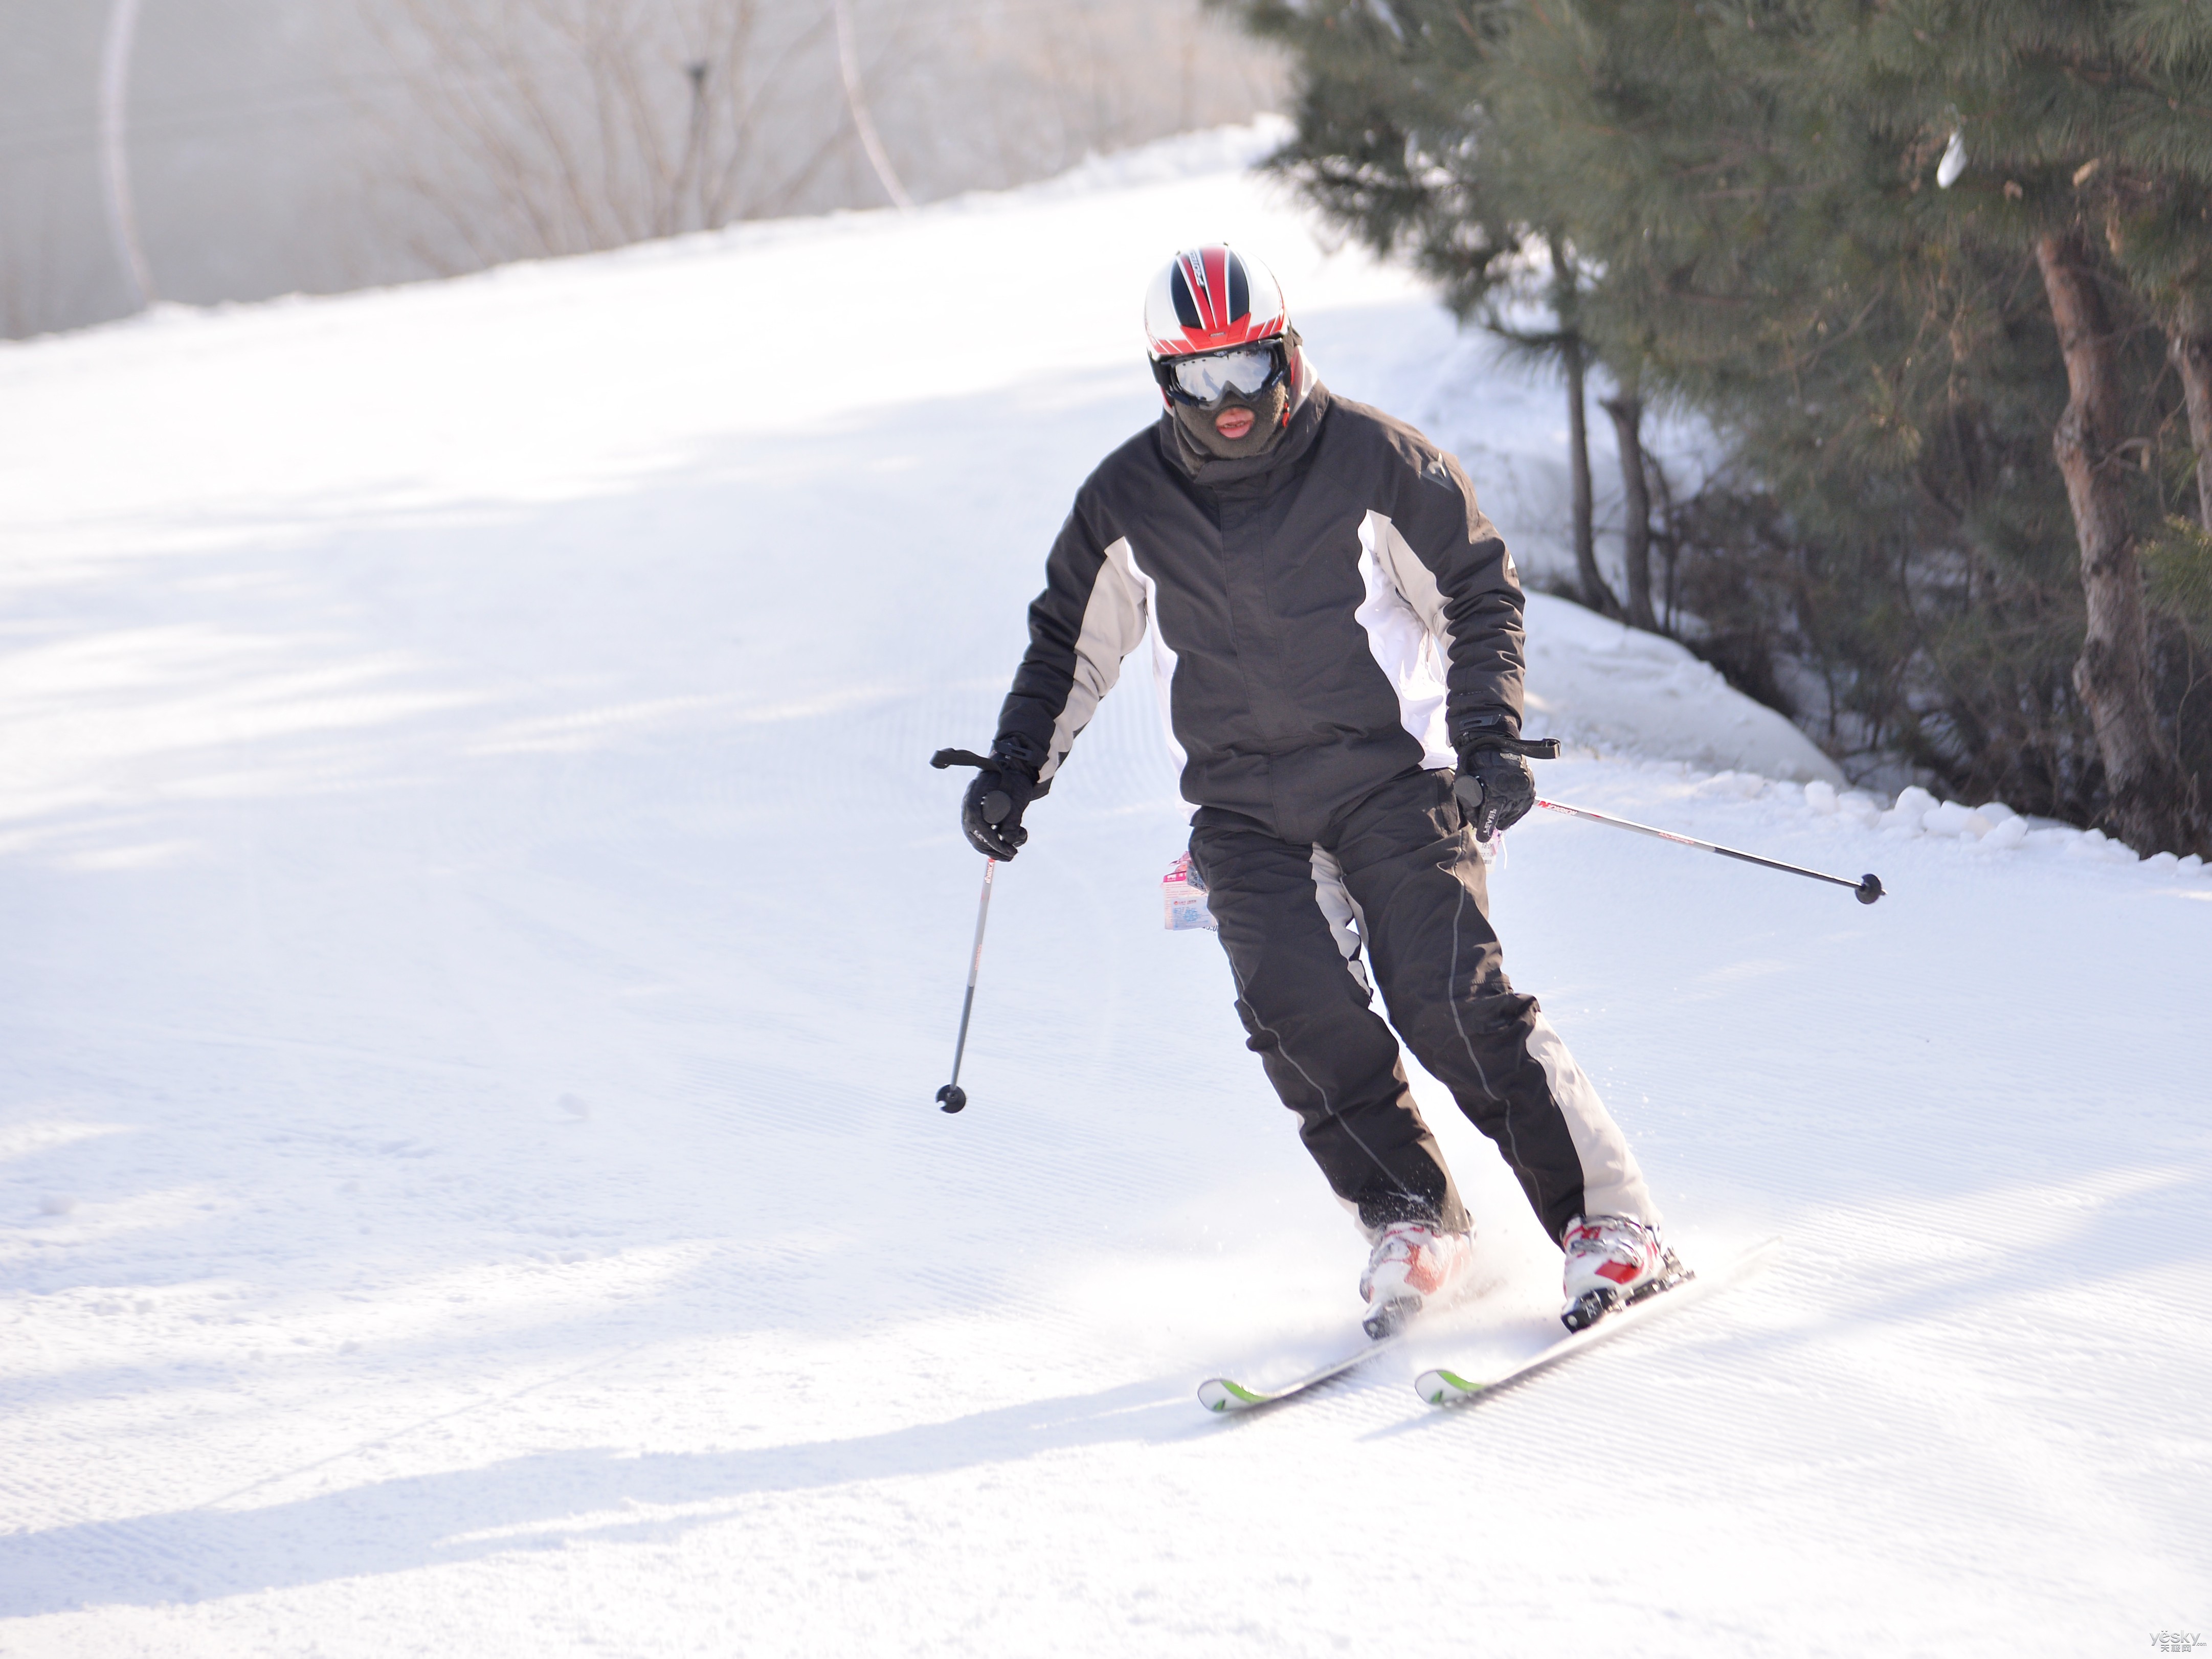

{"left": 947, "top": 246, "right": 1667, "bottom": 1336}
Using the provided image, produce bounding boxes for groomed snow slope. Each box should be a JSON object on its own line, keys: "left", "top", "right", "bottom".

{"left": 2, "top": 124, "right": 2207, "bottom": 1658}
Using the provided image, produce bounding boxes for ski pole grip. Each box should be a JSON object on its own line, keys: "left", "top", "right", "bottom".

{"left": 933, "top": 748, "right": 1014, "bottom": 822}
{"left": 1473, "top": 735, "right": 1562, "bottom": 760}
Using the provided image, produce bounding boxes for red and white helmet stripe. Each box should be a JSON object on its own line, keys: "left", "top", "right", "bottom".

{"left": 1145, "top": 245, "right": 1290, "bottom": 360}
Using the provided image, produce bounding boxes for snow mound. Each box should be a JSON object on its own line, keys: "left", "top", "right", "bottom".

{"left": 1523, "top": 592, "right": 1843, "bottom": 782}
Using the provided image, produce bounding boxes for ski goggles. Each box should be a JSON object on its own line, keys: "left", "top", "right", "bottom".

{"left": 1152, "top": 340, "right": 1288, "bottom": 405}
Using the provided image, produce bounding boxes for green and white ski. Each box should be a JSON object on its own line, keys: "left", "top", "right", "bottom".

{"left": 1197, "top": 1271, "right": 1507, "bottom": 1414}
{"left": 1414, "top": 1236, "right": 1780, "bottom": 1407}
{"left": 1197, "top": 1330, "right": 1407, "bottom": 1413}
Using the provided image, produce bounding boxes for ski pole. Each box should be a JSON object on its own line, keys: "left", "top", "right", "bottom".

{"left": 1534, "top": 798, "right": 1885, "bottom": 904}
{"left": 935, "top": 858, "right": 996, "bottom": 1113}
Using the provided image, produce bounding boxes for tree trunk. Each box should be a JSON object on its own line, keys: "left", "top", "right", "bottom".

{"left": 1601, "top": 393, "right": 1657, "bottom": 630}
{"left": 2034, "top": 231, "right": 2207, "bottom": 856}
{"left": 2170, "top": 313, "right": 2212, "bottom": 532}
{"left": 1563, "top": 334, "right": 1612, "bottom": 615}
{"left": 1549, "top": 231, "right": 1613, "bottom": 617}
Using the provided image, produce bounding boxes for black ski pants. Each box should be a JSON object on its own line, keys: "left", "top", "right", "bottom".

{"left": 1188, "top": 768, "right": 1654, "bottom": 1245}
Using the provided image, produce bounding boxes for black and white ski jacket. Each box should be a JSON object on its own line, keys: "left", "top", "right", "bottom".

{"left": 995, "top": 375, "right": 1528, "bottom": 844}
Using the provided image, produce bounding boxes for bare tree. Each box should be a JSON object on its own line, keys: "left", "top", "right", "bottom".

{"left": 362, "top": 0, "right": 850, "bottom": 267}
{"left": 897, "top": 0, "right": 1283, "bottom": 197}
{"left": 347, "top": 0, "right": 1283, "bottom": 279}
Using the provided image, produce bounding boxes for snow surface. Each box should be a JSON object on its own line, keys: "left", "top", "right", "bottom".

{"left": 3, "top": 122, "right": 2208, "bottom": 1657}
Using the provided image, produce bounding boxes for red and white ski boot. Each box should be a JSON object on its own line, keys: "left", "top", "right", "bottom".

{"left": 1560, "top": 1214, "right": 1679, "bottom": 1331}
{"left": 1359, "top": 1221, "right": 1473, "bottom": 1338}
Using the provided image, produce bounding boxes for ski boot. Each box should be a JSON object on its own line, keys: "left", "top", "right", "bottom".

{"left": 1359, "top": 1221, "right": 1473, "bottom": 1339}
{"left": 1560, "top": 1214, "right": 1686, "bottom": 1332}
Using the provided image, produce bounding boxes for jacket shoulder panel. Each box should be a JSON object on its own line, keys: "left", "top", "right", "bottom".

{"left": 1311, "top": 396, "right": 1487, "bottom": 540}
{"left": 1069, "top": 420, "right": 1180, "bottom": 521}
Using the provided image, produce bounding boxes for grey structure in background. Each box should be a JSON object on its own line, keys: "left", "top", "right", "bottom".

{"left": 831, "top": 0, "right": 910, "bottom": 210}
{"left": 99, "top": 0, "right": 157, "bottom": 307}
{"left": 0, "top": 0, "right": 1282, "bottom": 340}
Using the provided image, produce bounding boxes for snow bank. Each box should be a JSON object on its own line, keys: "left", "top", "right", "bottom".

{"left": 1523, "top": 592, "right": 1843, "bottom": 783}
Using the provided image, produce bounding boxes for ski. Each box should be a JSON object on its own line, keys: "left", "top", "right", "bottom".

{"left": 1198, "top": 1330, "right": 1405, "bottom": 1413}
{"left": 1414, "top": 1236, "right": 1779, "bottom": 1407}
{"left": 1197, "top": 1272, "right": 1507, "bottom": 1414}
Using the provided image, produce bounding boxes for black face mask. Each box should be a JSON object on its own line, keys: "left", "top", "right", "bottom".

{"left": 1171, "top": 379, "right": 1292, "bottom": 459}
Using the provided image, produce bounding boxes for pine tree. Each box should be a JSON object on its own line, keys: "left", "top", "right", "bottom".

{"left": 1225, "top": 0, "right": 2212, "bottom": 850}
{"left": 1863, "top": 0, "right": 2212, "bottom": 853}
{"left": 1473, "top": 0, "right": 2114, "bottom": 815}
{"left": 1226, "top": 0, "right": 1623, "bottom": 615}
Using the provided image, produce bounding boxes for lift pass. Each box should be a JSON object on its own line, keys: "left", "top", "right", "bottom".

{"left": 1161, "top": 851, "right": 1216, "bottom": 931}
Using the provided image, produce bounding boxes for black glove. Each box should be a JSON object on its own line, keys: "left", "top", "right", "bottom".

{"left": 1455, "top": 748, "right": 1534, "bottom": 842}
{"left": 932, "top": 746, "right": 1042, "bottom": 861}
{"left": 1452, "top": 715, "right": 1556, "bottom": 842}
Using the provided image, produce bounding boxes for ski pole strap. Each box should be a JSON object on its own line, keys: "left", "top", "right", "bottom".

{"left": 1535, "top": 798, "right": 1885, "bottom": 904}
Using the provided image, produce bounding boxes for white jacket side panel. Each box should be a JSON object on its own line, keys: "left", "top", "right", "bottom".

{"left": 1120, "top": 539, "right": 1193, "bottom": 799}
{"left": 1039, "top": 534, "right": 1152, "bottom": 783}
{"left": 1354, "top": 509, "right": 1456, "bottom": 769}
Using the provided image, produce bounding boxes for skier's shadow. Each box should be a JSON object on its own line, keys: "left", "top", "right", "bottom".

{"left": 0, "top": 1375, "right": 1203, "bottom": 1618}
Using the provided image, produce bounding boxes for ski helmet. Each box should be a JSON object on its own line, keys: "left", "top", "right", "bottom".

{"left": 1144, "top": 245, "right": 1290, "bottom": 362}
